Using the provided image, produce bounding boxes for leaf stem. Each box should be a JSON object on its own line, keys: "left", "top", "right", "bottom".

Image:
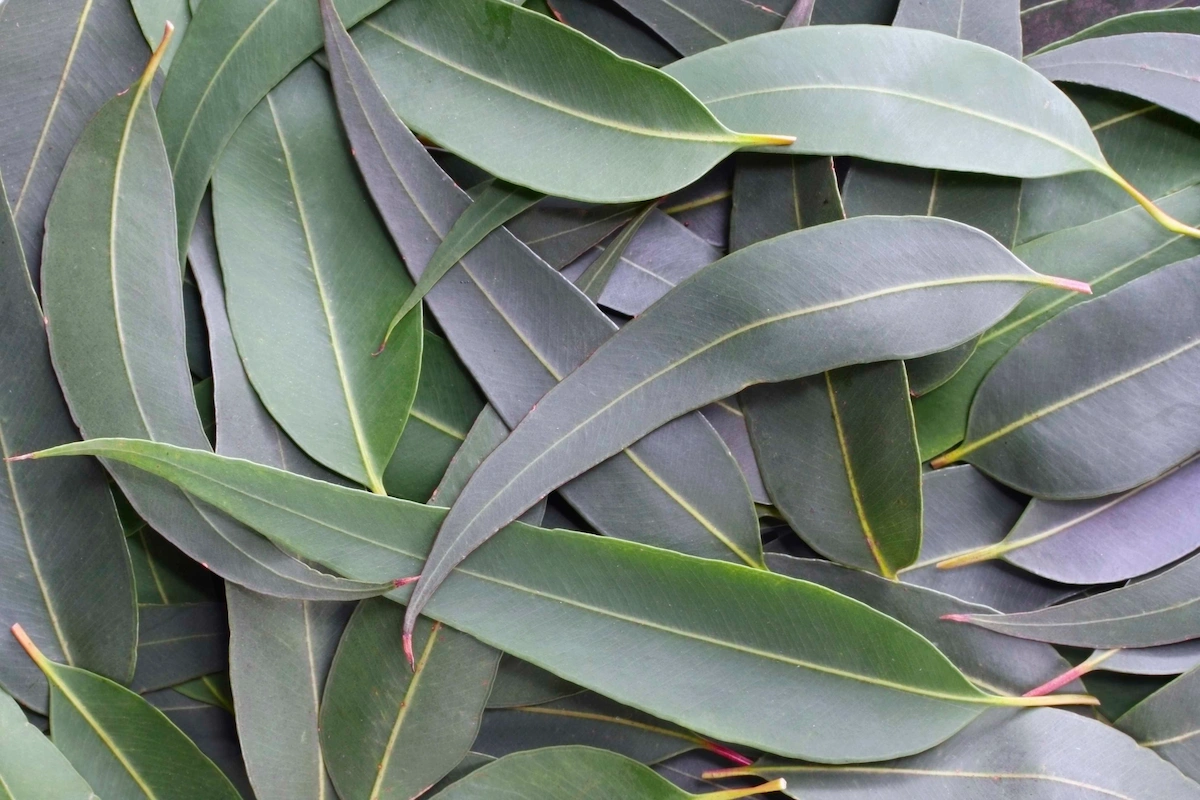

{"left": 703, "top": 778, "right": 787, "bottom": 799}
{"left": 11, "top": 624, "right": 48, "bottom": 669}
{"left": 1023, "top": 650, "right": 1119, "bottom": 697}
{"left": 988, "top": 692, "right": 1099, "bottom": 708}
{"left": 936, "top": 541, "right": 1011, "bottom": 569}
{"left": 1104, "top": 167, "right": 1200, "bottom": 240}
{"left": 140, "top": 22, "right": 175, "bottom": 87}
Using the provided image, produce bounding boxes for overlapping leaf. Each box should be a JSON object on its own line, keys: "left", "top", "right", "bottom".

{"left": 610, "top": 0, "right": 791, "bottom": 55}
{"left": 1116, "top": 665, "right": 1200, "bottom": 781}
{"left": 0, "top": 691, "right": 97, "bottom": 800}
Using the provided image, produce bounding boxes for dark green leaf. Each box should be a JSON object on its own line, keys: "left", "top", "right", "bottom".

{"left": 428, "top": 753, "right": 496, "bottom": 796}
{"left": 0, "top": 690, "right": 97, "bottom": 799}
{"left": 419, "top": 216, "right": 1085, "bottom": 627}
{"left": 487, "top": 656, "right": 581, "bottom": 709}
{"left": 1116, "top": 665, "right": 1200, "bottom": 781}
{"left": 610, "top": 0, "right": 790, "bottom": 55}
{"left": 22, "top": 440, "right": 1094, "bottom": 763}
{"left": 548, "top": 0, "right": 678, "bottom": 66}
{"left": 0, "top": 179, "right": 135, "bottom": 712}
{"left": 321, "top": 600, "right": 499, "bottom": 800}
{"left": 905, "top": 340, "right": 979, "bottom": 398}
{"left": 1032, "top": 8, "right": 1200, "bottom": 54}
{"left": 575, "top": 201, "right": 659, "bottom": 303}
{"left": 131, "top": 603, "right": 228, "bottom": 694}
{"left": 143, "top": 688, "right": 254, "bottom": 798}
{"left": 1022, "top": 0, "right": 1187, "bottom": 53}
{"left": 728, "top": 153, "right": 841, "bottom": 252}
{"left": 894, "top": 0, "right": 1021, "bottom": 57}
{"left": 506, "top": 200, "right": 639, "bottom": 268}
{"left": 1101, "top": 642, "right": 1200, "bottom": 676}
{"left": 700, "top": 401, "right": 768, "bottom": 505}
{"left": 212, "top": 61, "right": 422, "bottom": 492}
{"left": 130, "top": 0, "right": 190, "bottom": 71}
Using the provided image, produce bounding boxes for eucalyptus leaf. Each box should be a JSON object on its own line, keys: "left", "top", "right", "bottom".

{"left": 1032, "top": 8, "right": 1200, "bottom": 53}
{"left": 905, "top": 339, "right": 979, "bottom": 398}
{"left": 13, "top": 626, "right": 242, "bottom": 800}
{"left": 548, "top": 0, "right": 678, "bottom": 66}
{"left": 143, "top": 688, "right": 255, "bottom": 798}
{"left": 212, "top": 61, "right": 423, "bottom": 493}
{"left": 0, "top": 179, "right": 135, "bottom": 713}
{"left": 893, "top": 0, "right": 1021, "bottom": 57}
{"left": 610, "top": 0, "right": 791, "bottom": 55}
{"left": 699, "top": 402, "right": 768, "bottom": 505}
{"left": 0, "top": 0, "right": 149, "bottom": 281}
{"left": 349, "top": 0, "right": 789, "bottom": 204}
{"left": 736, "top": 708, "right": 1200, "bottom": 799}
{"left": 131, "top": 603, "right": 228, "bottom": 694}
{"left": 488, "top": 655, "right": 582, "bottom": 709}
{"left": 40, "top": 42, "right": 380, "bottom": 600}
{"left": 21, "top": 440, "right": 1095, "bottom": 763}
{"left": 0, "top": 690, "right": 97, "bottom": 800}
{"left": 417, "top": 216, "right": 1086, "bottom": 630}
{"left": 934, "top": 254, "right": 1200, "bottom": 498}
{"left": 574, "top": 201, "right": 659, "bottom": 304}
{"left": 1030, "top": 33, "right": 1200, "bottom": 126}
{"left": 948, "top": 552, "right": 1200, "bottom": 648}
{"left": 1020, "top": 0, "right": 1187, "bottom": 54}
{"left": 321, "top": 600, "right": 499, "bottom": 800}
{"left": 1116, "top": 665, "right": 1200, "bottom": 781}
{"left": 322, "top": 0, "right": 764, "bottom": 570}
{"left": 1100, "top": 642, "right": 1200, "bottom": 676}
{"left": 130, "top": 0, "right": 190, "bottom": 71}
{"left": 506, "top": 200, "right": 639, "bottom": 268}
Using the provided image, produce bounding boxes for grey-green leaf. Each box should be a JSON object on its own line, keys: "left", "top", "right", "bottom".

{"left": 130, "top": 0, "right": 190, "bottom": 71}
{"left": 575, "top": 201, "right": 658, "bottom": 303}
{"left": 610, "top": 0, "right": 790, "bottom": 55}
{"left": 213, "top": 61, "right": 422, "bottom": 492}
{"left": 417, "top": 216, "right": 1083, "bottom": 632}
{"left": 350, "top": 0, "right": 787, "bottom": 204}
{"left": 0, "top": 690, "right": 97, "bottom": 800}
{"left": 937, "top": 254, "right": 1200, "bottom": 498}
{"left": 0, "top": 0, "right": 149, "bottom": 281}
{"left": 24, "top": 439, "right": 1089, "bottom": 763}
{"left": 548, "top": 0, "right": 678, "bottom": 66}
{"left": 950, "top": 552, "right": 1200, "bottom": 648}
{"left": 131, "top": 603, "right": 228, "bottom": 694}
{"left": 893, "top": 0, "right": 1021, "bottom": 58}
{"left": 1032, "top": 8, "right": 1200, "bottom": 54}
{"left": 0, "top": 178, "right": 135, "bottom": 713}
{"left": 1116, "top": 665, "right": 1200, "bottom": 782}
{"left": 486, "top": 655, "right": 581, "bottom": 709}
{"left": 321, "top": 600, "right": 499, "bottom": 800}
{"left": 664, "top": 25, "right": 1107, "bottom": 177}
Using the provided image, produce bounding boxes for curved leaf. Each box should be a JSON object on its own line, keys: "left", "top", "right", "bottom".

{"left": 893, "top": 0, "right": 1021, "bottom": 58}
{"left": 934, "top": 254, "right": 1200, "bottom": 498}
{"left": 1101, "top": 642, "right": 1200, "bottom": 676}
{"left": 1116, "top": 665, "right": 1200, "bottom": 782}
{"left": 487, "top": 656, "right": 581, "bottom": 709}
{"left": 0, "top": 690, "right": 97, "bottom": 800}
{"left": 664, "top": 25, "right": 1106, "bottom": 177}
{"left": 213, "top": 61, "right": 422, "bottom": 492}
{"left": 574, "top": 201, "right": 659, "bottom": 304}
{"left": 40, "top": 39, "right": 378, "bottom": 600}
{"left": 1030, "top": 33, "right": 1200, "bottom": 127}
{"left": 323, "top": 0, "right": 763, "bottom": 568}
{"left": 610, "top": 0, "right": 790, "bottom": 55}
{"left": 349, "top": 0, "right": 788, "bottom": 204}
{"left": 0, "top": 0, "right": 149, "bottom": 281}
{"left": 941, "top": 455, "right": 1200, "bottom": 583}
{"left": 144, "top": 688, "right": 254, "bottom": 797}
{"left": 21, "top": 440, "right": 1096, "bottom": 763}
{"left": 949, "top": 552, "right": 1200, "bottom": 648}
{"left": 416, "top": 216, "right": 1086, "bottom": 630}
{"left": 1032, "top": 8, "right": 1200, "bottom": 54}
{"left": 734, "top": 708, "right": 1200, "bottom": 799}
{"left": 548, "top": 0, "right": 678, "bottom": 66}
{"left": 12, "top": 626, "right": 241, "bottom": 800}
{"left": 0, "top": 179, "right": 135, "bottom": 713}
{"left": 157, "top": 0, "right": 394, "bottom": 256}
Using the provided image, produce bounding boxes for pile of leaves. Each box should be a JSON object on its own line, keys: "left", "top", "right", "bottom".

{"left": 2, "top": 0, "right": 1199, "bottom": 797}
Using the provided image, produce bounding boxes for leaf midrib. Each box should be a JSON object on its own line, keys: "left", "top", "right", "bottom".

{"left": 753, "top": 766, "right": 1135, "bottom": 799}
{"left": 368, "top": 621, "right": 440, "bottom": 800}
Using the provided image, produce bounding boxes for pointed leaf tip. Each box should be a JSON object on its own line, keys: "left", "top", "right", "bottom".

{"left": 703, "top": 742, "right": 753, "bottom": 766}
{"left": 402, "top": 631, "right": 416, "bottom": 671}
{"left": 3, "top": 452, "right": 36, "bottom": 463}
{"left": 739, "top": 133, "right": 797, "bottom": 147}
{"left": 393, "top": 576, "right": 419, "bottom": 587}
{"left": 940, "top": 613, "right": 973, "bottom": 623}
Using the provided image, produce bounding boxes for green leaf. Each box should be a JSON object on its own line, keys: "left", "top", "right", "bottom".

{"left": 131, "top": 603, "right": 227, "bottom": 694}
{"left": 948, "top": 553, "right": 1200, "bottom": 648}
{"left": 609, "top": 0, "right": 791, "bottom": 55}
{"left": 322, "top": 0, "right": 763, "bottom": 568}
{"left": 1031, "top": 8, "right": 1200, "bottom": 54}
{"left": 0, "top": 177, "right": 135, "bottom": 713}
{"left": 321, "top": 600, "right": 500, "bottom": 800}
{"left": 664, "top": 25, "right": 1105, "bottom": 178}
{"left": 12, "top": 626, "right": 242, "bottom": 800}
{"left": 157, "top": 0, "right": 395, "bottom": 258}
{"left": 731, "top": 708, "right": 1200, "bottom": 799}
{"left": 905, "top": 340, "right": 979, "bottom": 398}
{"left": 348, "top": 0, "right": 788, "bottom": 204}
{"left": 384, "top": 179, "right": 542, "bottom": 343}
{"left": 173, "top": 673, "right": 233, "bottom": 713}
{"left": 212, "top": 61, "right": 423, "bottom": 493}
{"left": 0, "top": 690, "right": 98, "bottom": 799}
{"left": 728, "top": 153, "right": 842, "bottom": 252}
{"left": 40, "top": 39, "right": 375, "bottom": 600}
{"left": 575, "top": 201, "right": 659, "bottom": 303}
{"left": 130, "top": 0, "right": 191, "bottom": 71}
{"left": 440, "top": 746, "right": 784, "bottom": 799}
{"left": 893, "top": 0, "right": 1021, "bottom": 58}
{"left": 1029, "top": 33, "right": 1200, "bottom": 127}
{"left": 416, "top": 216, "right": 1086, "bottom": 633}
{"left": 0, "top": 0, "right": 149, "bottom": 281}
{"left": 487, "top": 656, "right": 581, "bottom": 709}
{"left": 1116, "top": 665, "right": 1200, "bottom": 782}
{"left": 934, "top": 255, "right": 1200, "bottom": 498}
{"left": 548, "top": 0, "right": 677, "bottom": 66}
{"left": 143, "top": 688, "right": 254, "bottom": 797}
{"left": 20, "top": 440, "right": 1095, "bottom": 763}
{"left": 507, "top": 201, "right": 639, "bottom": 268}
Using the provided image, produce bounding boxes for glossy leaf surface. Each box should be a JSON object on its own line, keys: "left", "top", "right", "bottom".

{"left": 419, "top": 216, "right": 1083, "bottom": 626}
{"left": 322, "top": 1, "right": 763, "bottom": 568}
{"left": 665, "top": 26, "right": 1106, "bottom": 177}
{"left": 0, "top": 690, "right": 97, "bottom": 800}
{"left": 213, "top": 61, "right": 423, "bottom": 492}
{"left": 23, "top": 439, "right": 1092, "bottom": 764}
{"left": 1116, "top": 665, "right": 1200, "bottom": 782}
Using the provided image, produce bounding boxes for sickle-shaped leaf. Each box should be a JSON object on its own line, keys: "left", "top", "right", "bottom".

{"left": 1116, "top": 665, "right": 1200, "bottom": 782}
{"left": 156, "top": 0, "right": 395, "bottom": 258}
{"left": 323, "top": 0, "right": 763, "bottom": 569}
{"left": 415, "top": 216, "right": 1087, "bottom": 632}
{"left": 726, "top": 708, "right": 1200, "bottom": 799}
{"left": 39, "top": 38, "right": 381, "bottom": 601}
{"left": 450, "top": 747, "right": 781, "bottom": 799}
{"left": 321, "top": 600, "right": 499, "bottom": 800}
{"left": 948, "top": 552, "right": 1200, "bottom": 648}
{"left": 663, "top": 25, "right": 1105, "bottom": 177}
{"left": 19, "top": 440, "right": 1096, "bottom": 763}
{"left": 940, "top": 455, "right": 1200, "bottom": 583}
{"left": 130, "top": 603, "right": 228, "bottom": 694}
{"left": 0, "top": 0, "right": 149, "bottom": 282}
{"left": 348, "top": 0, "right": 789, "bottom": 204}
{"left": 1101, "top": 642, "right": 1200, "bottom": 676}
{"left": 11, "top": 627, "right": 241, "bottom": 800}
{"left": 768, "top": 556, "right": 1083, "bottom": 697}
{"left": 1030, "top": 33, "right": 1200, "bottom": 127}
{"left": 0, "top": 691, "right": 97, "bottom": 800}
{"left": 213, "top": 61, "right": 423, "bottom": 493}
{"left": 933, "top": 255, "right": 1200, "bottom": 498}
{"left": 548, "top": 0, "right": 678, "bottom": 66}
{"left": 438, "top": 747, "right": 783, "bottom": 800}
{"left": 610, "top": 0, "right": 790, "bottom": 55}
{"left": 1032, "top": 8, "right": 1200, "bottom": 54}
{"left": 0, "top": 178, "right": 135, "bottom": 713}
